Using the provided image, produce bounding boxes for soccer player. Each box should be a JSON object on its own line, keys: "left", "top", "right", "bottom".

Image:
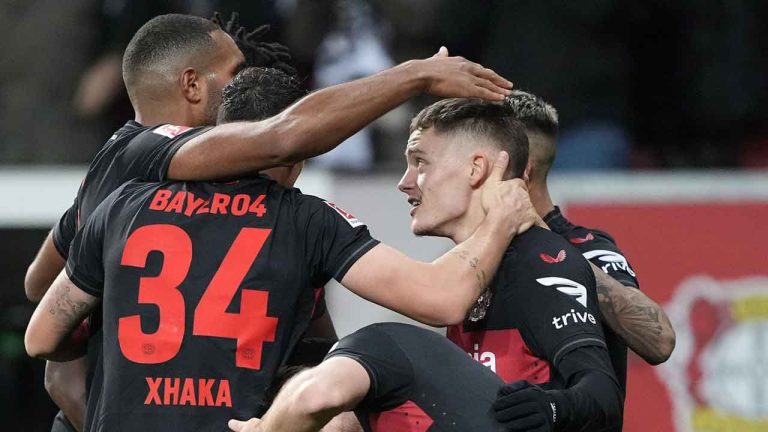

{"left": 25, "top": 147, "right": 533, "bottom": 431}
{"left": 505, "top": 90, "right": 676, "bottom": 392}
{"left": 398, "top": 98, "right": 623, "bottom": 431}
{"left": 23, "top": 12, "right": 512, "bottom": 431}
{"left": 228, "top": 322, "right": 507, "bottom": 432}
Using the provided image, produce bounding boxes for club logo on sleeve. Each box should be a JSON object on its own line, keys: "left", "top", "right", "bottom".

{"left": 153, "top": 124, "right": 192, "bottom": 138}
{"left": 569, "top": 232, "right": 594, "bottom": 244}
{"left": 540, "top": 250, "right": 566, "bottom": 264}
{"left": 536, "top": 277, "right": 588, "bottom": 307}
{"left": 582, "top": 250, "right": 636, "bottom": 277}
{"left": 324, "top": 202, "right": 364, "bottom": 228}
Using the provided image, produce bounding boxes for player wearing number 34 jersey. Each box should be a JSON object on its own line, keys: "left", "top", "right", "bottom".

{"left": 48, "top": 177, "right": 379, "bottom": 431}
{"left": 25, "top": 147, "right": 535, "bottom": 430}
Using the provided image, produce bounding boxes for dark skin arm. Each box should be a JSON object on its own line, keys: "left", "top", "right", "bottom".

{"left": 168, "top": 48, "right": 513, "bottom": 180}
{"left": 592, "top": 263, "right": 676, "bottom": 365}
{"left": 45, "top": 359, "right": 86, "bottom": 432}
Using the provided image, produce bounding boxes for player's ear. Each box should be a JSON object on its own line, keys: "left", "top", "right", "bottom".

{"left": 179, "top": 68, "right": 203, "bottom": 104}
{"left": 469, "top": 153, "right": 490, "bottom": 188}
{"left": 523, "top": 158, "right": 533, "bottom": 185}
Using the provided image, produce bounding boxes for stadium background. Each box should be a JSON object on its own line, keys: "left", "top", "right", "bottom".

{"left": 1, "top": 1, "right": 766, "bottom": 430}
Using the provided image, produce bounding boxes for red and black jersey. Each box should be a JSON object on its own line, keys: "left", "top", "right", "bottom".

{"left": 65, "top": 178, "right": 378, "bottom": 432}
{"left": 544, "top": 206, "right": 639, "bottom": 395}
{"left": 327, "top": 323, "right": 505, "bottom": 432}
{"left": 447, "top": 226, "right": 614, "bottom": 389}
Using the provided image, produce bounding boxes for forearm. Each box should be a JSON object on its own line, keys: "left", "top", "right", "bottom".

{"left": 25, "top": 273, "right": 97, "bottom": 361}
{"left": 45, "top": 358, "right": 87, "bottom": 432}
{"left": 271, "top": 61, "right": 424, "bottom": 164}
{"left": 551, "top": 347, "right": 623, "bottom": 431}
{"left": 169, "top": 62, "right": 424, "bottom": 180}
{"left": 420, "top": 212, "right": 514, "bottom": 323}
{"left": 258, "top": 367, "right": 354, "bottom": 432}
{"left": 551, "top": 370, "right": 622, "bottom": 431}
{"left": 592, "top": 264, "right": 676, "bottom": 364}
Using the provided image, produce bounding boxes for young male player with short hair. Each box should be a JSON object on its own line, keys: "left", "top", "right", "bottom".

{"left": 398, "top": 98, "right": 623, "bottom": 431}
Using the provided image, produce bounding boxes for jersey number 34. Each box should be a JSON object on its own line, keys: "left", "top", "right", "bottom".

{"left": 118, "top": 224, "right": 277, "bottom": 370}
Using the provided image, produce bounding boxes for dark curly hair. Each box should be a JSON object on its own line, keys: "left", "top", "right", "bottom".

{"left": 217, "top": 67, "right": 306, "bottom": 124}
{"left": 211, "top": 11, "right": 296, "bottom": 76}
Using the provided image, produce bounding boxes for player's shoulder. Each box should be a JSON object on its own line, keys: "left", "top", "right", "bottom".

{"left": 504, "top": 227, "right": 593, "bottom": 279}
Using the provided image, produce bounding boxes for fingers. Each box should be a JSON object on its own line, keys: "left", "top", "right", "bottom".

{"left": 433, "top": 46, "right": 449, "bottom": 57}
{"left": 474, "top": 73, "right": 512, "bottom": 94}
{"left": 471, "top": 63, "right": 513, "bottom": 90}
{"left": 499, "top": 413, "right": 548, "bottom": 431}
{"left": 495, "top": 401, "right": 542, "bottom": 423}
{"left": 228, "top": 418, "right": 260, "bottom": 432}
{"left": 497, "top": 380, "right": 533, "bottom": 397}
{"left": 228, "top": 419, "right": 246, "bottom": 431}
{"left": 473, "top": 84, "right": 508, "bottom": 101}
{"left": 489, "top": 151, "right": 510, "bottom": 182}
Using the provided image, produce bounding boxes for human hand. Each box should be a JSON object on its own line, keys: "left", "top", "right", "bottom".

{"left": 415, "top": 46, "right": 513, "bottom": 101}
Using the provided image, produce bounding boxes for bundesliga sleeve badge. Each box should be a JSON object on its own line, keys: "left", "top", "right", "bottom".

{"left": 324, "top": 202, "right": 364, "bottom": 228}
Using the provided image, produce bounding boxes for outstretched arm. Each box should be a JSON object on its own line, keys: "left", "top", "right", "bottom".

{"left": 168, "top": 48, "right": 512, "bottom": 180}
{"left": 228, "top": 357, "right": 369, "bottom": 432}
{"left": 592, "top": 265, "right": 676, "bottom": 365}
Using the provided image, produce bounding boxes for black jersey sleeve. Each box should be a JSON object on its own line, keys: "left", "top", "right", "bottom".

{"left": 64, "top": 184, "right": 128, "bottom": 297}
{"left": 544, "top": 207, "right": 639, "bottom": 289}
{"left": 577, "top": 229, "right": 639, "bottom": 289}
{"left": 325, "top": 325, "right": 414, "bottom": 411}
{"left": 121, "top": 125, "right": 212, "bottom": 181}
{"left": 295, "top": 195, "right": 380, "bottom": 285}
{"left": 549, "top": 345, "right": 623, "bottom": 430}
{"left": 508, "top": 236, "right": 607, "bottom": 366}
{"left": 52, "top": 198, "right": 79, "bottom": 258}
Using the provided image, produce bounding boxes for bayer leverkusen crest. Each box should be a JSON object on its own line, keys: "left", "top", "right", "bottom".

{"left": 659, "top": 276, "right": 768, "bottom": 431}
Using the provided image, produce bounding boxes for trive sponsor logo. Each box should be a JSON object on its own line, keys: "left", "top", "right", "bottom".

{"left": 582, "top": 250, "right": 636, "bottom": 277}
{"left": 148, "top": 189, "right": 267, "bottom": 217}
{"left": 144, "top": 377, "right": 232, "bottom": 407}
{"left": 552, "top": 309, "right": 597, "bottom": 330}
{"left": 469, "top": 343, "right": 497, "bottom": 372}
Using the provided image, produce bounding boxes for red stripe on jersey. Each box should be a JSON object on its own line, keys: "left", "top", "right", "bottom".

{"left": 447, "top": 327, "right": 550, "bottom": 384}
{"left": 310, "top": 287, "right": 324, "bottom": 319}
{"left": 369, "top": 400, "right": 434, "bottom": 432}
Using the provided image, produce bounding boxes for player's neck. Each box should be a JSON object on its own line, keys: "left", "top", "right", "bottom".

{"left": 448, "top": 198, "right": 486, "bottom": 244}
{"left": 134, "top": 103, "right": 193, "bottom": 128}
{"left": 529, "top": 182, "right": 555, "bottom": 218}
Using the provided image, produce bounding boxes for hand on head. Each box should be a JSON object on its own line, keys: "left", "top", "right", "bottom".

{"left": 420, "top": 46, "right": 513, "bottom": 101}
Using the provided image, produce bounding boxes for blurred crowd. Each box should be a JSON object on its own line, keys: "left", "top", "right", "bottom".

{"left": 1, "top": 0, "right": 767, "bottom": 170}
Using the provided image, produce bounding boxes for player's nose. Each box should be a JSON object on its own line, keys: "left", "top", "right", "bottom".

{"left": 397, "top": 169, "right": 415, "bottom": 194}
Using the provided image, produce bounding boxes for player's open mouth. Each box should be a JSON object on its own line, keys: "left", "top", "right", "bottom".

{"left": 408, "top": 198, "right": 421, "bottom": 216}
